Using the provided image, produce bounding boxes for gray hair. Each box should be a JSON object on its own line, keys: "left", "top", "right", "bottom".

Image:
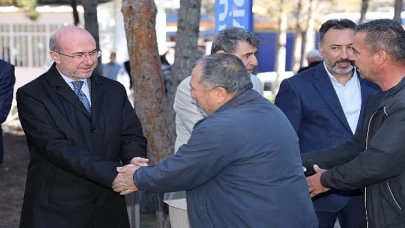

{"left": 211, "top": 27, "right": 260, "bottom": 54}
{"left": 49, "top": 35, "right": 60, "bottom": 52}
{"left": 198, "top": 54, "right": 253, "bottom": 94}
{"left": 356, "top": 19, "right": 405, "bottom": 64}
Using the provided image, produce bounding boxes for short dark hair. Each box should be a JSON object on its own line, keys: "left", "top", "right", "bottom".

{"left": 197, "top": 54, "right": 252, "bottom": 94}
{"left": 319, "top": 19, "right": 357, "bottom": 44}
{"left": 356, "top": 19, "right": 405, "bottom": 64}
{"left": 211, "top": 27, "right": 260, "bottom": 54}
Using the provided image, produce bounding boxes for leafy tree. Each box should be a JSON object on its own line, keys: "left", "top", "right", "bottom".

{"left": 0, "top": 0, "right": 39, "bottom": 20}
{"left": 18, "top": 0, "right": 38, "bottom": 20}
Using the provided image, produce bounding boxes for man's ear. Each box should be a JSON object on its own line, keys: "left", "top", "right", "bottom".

{"left": 374, "top": 50, "right": 388, "bottom": 66}
{"left": 216, "top": 50, "right": 226, "bottom": 54}
{"left": 214, "top": 87, "right": 228, "bottom": 103}
{"left": 49, "top": 51, "right": 61, "bottom": 64}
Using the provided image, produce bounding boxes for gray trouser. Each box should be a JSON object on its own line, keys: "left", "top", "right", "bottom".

{"left": 169, "top": 206, "right": 190, "bottom": 228}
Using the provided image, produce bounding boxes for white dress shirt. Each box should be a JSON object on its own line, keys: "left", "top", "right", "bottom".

{"left": 324, "top": 62, "right": 361, "bottom": 134}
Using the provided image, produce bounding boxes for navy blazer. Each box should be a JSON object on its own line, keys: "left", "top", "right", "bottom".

{"left": 275, "top": 63, "right": 378, "bottom": 212}
{"left": 0, "top": 59, "right": 16, "bottom": 165}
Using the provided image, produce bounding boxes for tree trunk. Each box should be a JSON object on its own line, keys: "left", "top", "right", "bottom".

{"left": 274, "top": 0, "right": 287, "bottom": 95}
{"left": 359, "top": 0, "right": 369, "bottom": 24}
{"left": 122, "top": 0, "right": 173, "bottom": 227}
{"left": 71, "top": 0, "right": 80, "bottom": 26}
{"left": 394, "top": 0, "right": 403, "bottom": 23}
{"left": 82, "top": 0, "right": 103, "bottom": 75}
{"left": 165, "top": 0, "right": 202, "bottom": 138}
{"left": 292, "top": 0, "right": 303, "bottom": 73}
{"left": 303, "top": 0, "right": 315, "bottom": 62}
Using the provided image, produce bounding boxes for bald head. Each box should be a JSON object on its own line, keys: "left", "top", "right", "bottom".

{"left": 49, "top": 26, "right": 95, "bottom": 52}
{"left": 49, "top": 26, "right": 98, "bottom": 80}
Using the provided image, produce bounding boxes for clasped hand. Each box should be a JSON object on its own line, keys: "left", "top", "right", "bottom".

{"left": 112, "top": 157, "right": 148, "bottom": 195}
{"left": 305, "top": 165, "right": 330, "bottom": 198}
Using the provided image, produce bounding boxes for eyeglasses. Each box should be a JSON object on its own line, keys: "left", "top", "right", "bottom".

{"left": 54, "top": 50, "right": 102, "bottom": 60}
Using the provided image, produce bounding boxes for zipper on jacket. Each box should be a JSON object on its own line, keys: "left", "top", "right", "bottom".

{"left": 387, "top": 181, "right": 402, "bottom": 210}
{"left": 365, "top": 111, "right": 377, "bottom": 228}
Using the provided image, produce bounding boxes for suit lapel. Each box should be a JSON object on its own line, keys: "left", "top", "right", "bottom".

{"left": 313, "top": 64, "right": 352, "bottom": 133}
{"left": 44, "top": 64, "right": 91, "bottom": 119}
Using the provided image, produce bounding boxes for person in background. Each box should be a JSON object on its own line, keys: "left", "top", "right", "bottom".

{"left": 275, "top": 19, "right": 378, "bottom": 228}
{"left": 0, "top": 59, "right": 16, "bottom": 165}
{"left": 297, "top": 49, "right": 323, "bottom": 73}
{"left": 103, "top": 52, "right": 121, "bottom": 81}
{"left": 112, "top": 53, "right": 318, "bottom": 228}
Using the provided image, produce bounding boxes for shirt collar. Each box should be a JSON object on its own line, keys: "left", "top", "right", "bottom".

{"left": 57, "top": 68, "right": 89, "bottom": 86}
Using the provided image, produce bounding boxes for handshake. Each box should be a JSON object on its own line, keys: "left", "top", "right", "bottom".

{"left": 112, "top": 157, "right": 149, "bottom": 195}
{"left": 304, "top": 163, "right": 330, "bottom": 198}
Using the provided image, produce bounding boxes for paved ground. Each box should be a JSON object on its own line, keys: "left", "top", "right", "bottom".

{"left": 0, "top": 131, "right": 28, "bottom": 228}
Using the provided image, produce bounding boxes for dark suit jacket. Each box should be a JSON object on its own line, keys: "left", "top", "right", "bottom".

{"left": 0, "top": 59, "right": 15, "bottom": 165}
{"left": 275, "top": 63, "right": 378, "bottom": 212}
{"left": 17, "top": 64, "right": 147, "bottom": 228}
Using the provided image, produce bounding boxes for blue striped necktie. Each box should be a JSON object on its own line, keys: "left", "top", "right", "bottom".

{"left": 71, "top": 81, "right": 91, "bottom": 114}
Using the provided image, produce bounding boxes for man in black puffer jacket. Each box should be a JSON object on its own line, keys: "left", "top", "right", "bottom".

{"left": 303, "top": 19, "right": 405, "bottom": 228}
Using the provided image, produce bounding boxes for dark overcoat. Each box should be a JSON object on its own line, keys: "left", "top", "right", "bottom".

{"left": 17, "top": 64, "right": 147, "bottom": 228}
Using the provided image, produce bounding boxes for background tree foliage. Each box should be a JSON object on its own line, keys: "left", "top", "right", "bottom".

{"left": 0, "top": 0, "right": 39, "bottom": 20}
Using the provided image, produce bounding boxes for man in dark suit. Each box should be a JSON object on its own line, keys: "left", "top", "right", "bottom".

{"left": 17, "top": 26, "right": 148, "bottom": 228}
{"left": 275, "top": 19, "right": 378, "bottom": 228}
{"left": 0, "top": 59, "right": 16, "bottom": 165}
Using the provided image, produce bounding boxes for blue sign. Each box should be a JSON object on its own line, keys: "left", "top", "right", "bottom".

{"left": 215, "top": 0, "right": 253, "bottom": 32}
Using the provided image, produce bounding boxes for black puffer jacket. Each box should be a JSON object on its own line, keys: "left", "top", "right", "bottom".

{"left": 303, "top": 77, "right": 405, "bottom": 228}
